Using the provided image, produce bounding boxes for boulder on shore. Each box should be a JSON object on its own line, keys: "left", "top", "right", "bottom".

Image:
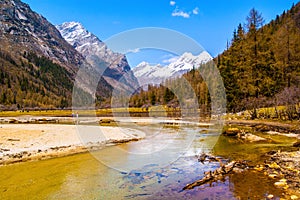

{"left": 223, "top": 128, "right": 240, "bottom": 136}
{"left": 238, "top": 132, "right": 267, "bottom": 142}
{"left": 223, "top": 127, "right": 267, "bottom": 142}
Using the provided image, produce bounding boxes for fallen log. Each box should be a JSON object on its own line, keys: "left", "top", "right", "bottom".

{"left": 183, "top": 160, "right": 249, "bottom": 190}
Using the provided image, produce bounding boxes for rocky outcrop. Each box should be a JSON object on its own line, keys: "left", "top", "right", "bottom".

{"left": 222, "top": 127, "right": 267, "bottom": 142}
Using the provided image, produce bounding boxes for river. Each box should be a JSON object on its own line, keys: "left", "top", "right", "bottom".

{"left": 0, "top": 119, "right": 295, "bottom": 199}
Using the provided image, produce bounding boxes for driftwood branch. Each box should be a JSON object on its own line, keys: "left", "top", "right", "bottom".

{"left": 183, "top": 156, "right": 249, "bottom": 190}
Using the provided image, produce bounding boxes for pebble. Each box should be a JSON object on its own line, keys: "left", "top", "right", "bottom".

{"left": 254, "top": 166, "right": 264, "bottom": 171}
{"left": 267, "top": 194, "right": 274, "bottom": 199}
{"left": 274, "top": 179, "right": 287, "bottom": 187}
{"left": 268, "top": 174, "right": 277, "bottom": 178}
{"left": 279, "top": 178, "right": 287, "bottom": 182}
{"left": 291, "top": 195, "right": 298, "bottom": 200}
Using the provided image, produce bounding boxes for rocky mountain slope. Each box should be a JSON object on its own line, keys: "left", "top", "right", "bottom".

{"left": 0, "top": 0, "right": 112, "bottom": 109}
{"left": 0, "top": 0, "right": 82, "bottom": 73}
{"left": 56, "top": 22, "right": 139, "bottom": 93}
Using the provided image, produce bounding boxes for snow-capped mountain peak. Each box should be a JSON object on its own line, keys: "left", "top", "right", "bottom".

{"left": 56, "top": 22, "right": 139, "bottom": 92}
{"left": 133, "top": 51, "right": 213, "bottom": 86}
{"left": 134, "top": 62, "right": 163, "bottom": 78}
{"left": 168, "top": 51, "right": 212, "bottom": 71}
{"left": 56, "top": 22, "right": 94, "bottom": 46}
{"left": 56, "top": 21, "right": 101, "bottom": 53}
{"left": 136, "top": 61, "right": 150, "bottom": 68}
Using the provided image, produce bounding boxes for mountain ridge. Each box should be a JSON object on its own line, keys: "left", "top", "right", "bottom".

{"left": 56, "top": 21, "right": 139, "bottom": 93}
{"left": 133, "top": 51, "right": 212, "bottom": 86}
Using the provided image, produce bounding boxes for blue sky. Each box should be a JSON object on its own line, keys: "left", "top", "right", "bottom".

{"left": 23, "top": 0, "right": 297, "bottom": 66}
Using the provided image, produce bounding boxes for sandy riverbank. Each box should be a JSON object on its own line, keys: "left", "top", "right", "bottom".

{"left": 0, "top": 124, "right": 145, "bottom": 165}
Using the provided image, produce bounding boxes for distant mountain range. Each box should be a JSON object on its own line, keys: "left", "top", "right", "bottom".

{"left": 133, "top": 51, "right": 212, "bottom": 86}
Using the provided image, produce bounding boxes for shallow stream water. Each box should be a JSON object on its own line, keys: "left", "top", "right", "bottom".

{"left": 0, "top": 120, "right": 296, "bottom": 199}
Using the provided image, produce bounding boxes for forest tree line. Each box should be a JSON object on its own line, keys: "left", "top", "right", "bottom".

{"left": 0, "top": 51, "right": 71, "bottom": 110}
{"left": 129, "top": 3, "right": 300, "bottom": 120}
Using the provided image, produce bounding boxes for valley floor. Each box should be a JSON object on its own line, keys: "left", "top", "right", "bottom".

{"left": 0, "top": 115, "right": 299, "bottom": 198}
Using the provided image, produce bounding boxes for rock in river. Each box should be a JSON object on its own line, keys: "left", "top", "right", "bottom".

{"left": 223, "top": 128, "right": 240, "bottom": 136}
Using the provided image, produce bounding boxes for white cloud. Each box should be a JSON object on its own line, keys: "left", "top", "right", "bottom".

{"left": 192, "top": 7, "right": 199, "bottom": 15}
{"left": 126, "top": 48, "right": 141, "bottom": 54}
{"left": 162, "top": 55, "right": 179, "bottom": 64}
{"left": 171, "top": 6, "right": 200, "bottom": 19}
{"left": 170, "top": 1, "right": 176, "bottom": 6}
{"left": 172, "top": 8, "right": 190, "bottom": 18}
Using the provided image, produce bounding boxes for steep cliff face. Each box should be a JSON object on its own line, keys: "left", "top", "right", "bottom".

{"left": 57, "top": 22, "right": 139, "bottom": 93}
